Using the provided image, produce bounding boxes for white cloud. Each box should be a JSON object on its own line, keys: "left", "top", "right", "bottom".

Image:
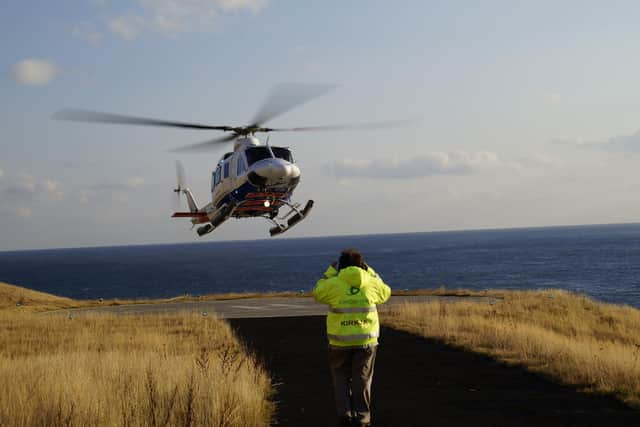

{"left": 78, "top": 177, "right": 146, "bottom": 203}
{"left": 0, "top": 206, "right": 32, "bottom": 219}
{"left": 11, "top": 59, "right": 60, "bottom": 86}
{"left": 0, "top": 171, "right": 64, "bottom": 221}
{"left": 327, "top": 151, "right": 505, "bottom": 179}
{"left": 106, "top": 0, "right": 268, "bottom": 38}
{"left": 215, "top": 0, "right": 267, "bottom": 12}
{"left": 72, "top": 23, "right": 104, "bottom": 46}
{"left": 108, "top": 15, "right": 145, "bottom": 39}
{"left": 517, "top": 154, "right": 563, "bottom": 168}
{"left": 555, "top": 130, "right": 640, "bottom": 153}
{"left": 603, "top": 130, "right": 640, "bottom": 152}
{"left": 537, "top": 90, "right": 561, "bottom": 104}
{"left": 1, "top": 172, "right": 65, "bottom": 201}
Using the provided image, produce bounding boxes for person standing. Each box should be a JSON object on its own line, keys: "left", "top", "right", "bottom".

{"left": 313, "top": 249, "right": 391, "bottom": 427}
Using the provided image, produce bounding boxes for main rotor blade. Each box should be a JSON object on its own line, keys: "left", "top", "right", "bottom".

{"left": 53, "top": 109, "right": 233, "bottom": 131}
{"left": 171, "top": 133, "right": 238, "bottom": 153}
{"left": 250, "top": 83, "right": 338, "bottom": 127}
{"left": 268, "top": 118, "right": 418, "bottom": 132}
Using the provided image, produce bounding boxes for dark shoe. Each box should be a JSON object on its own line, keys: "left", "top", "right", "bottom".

{"left": 338, "top": 416, "right": 353, "bottom": 427}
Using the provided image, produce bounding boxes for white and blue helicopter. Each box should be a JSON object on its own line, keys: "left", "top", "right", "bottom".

{"left": 54, "top": 84, "right": 408, "bottom": 237}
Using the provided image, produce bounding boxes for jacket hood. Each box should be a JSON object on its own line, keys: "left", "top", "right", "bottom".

{"left": 337, "top": 266, "right": 368, "bottom": 288}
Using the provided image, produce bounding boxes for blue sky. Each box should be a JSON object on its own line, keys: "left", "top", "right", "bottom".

{"left": 2, "top": 1, "right": 640, "bottom": 250}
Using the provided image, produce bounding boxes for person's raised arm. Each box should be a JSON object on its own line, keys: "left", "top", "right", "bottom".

{"left": 364, "top": 264, "right": 391, "bottom": 304}
{"left": 312, "top": 262, "right": 339, "bottom": 304}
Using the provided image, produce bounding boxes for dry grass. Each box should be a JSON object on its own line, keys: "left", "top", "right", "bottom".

{"left": 0, "top": 282, "right": 78, "bottom": 311}
{"left": 0, "top": 309, "right": 274, "bottom": 426}
{"left": 383, "top": 289, "right": 640, "bottom": 408}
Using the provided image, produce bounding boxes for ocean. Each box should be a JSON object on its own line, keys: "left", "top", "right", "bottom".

{"left": 1, "top": 223, "right": 640, "bottom": 308}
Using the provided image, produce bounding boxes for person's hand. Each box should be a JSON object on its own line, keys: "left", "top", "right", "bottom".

{"left": 361, "top": 262, "right": 369, "bottom": 271}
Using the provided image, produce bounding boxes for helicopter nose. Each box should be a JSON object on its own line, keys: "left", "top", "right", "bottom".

{"left": 249, "top": 159, "right": 300, "bottom": 186}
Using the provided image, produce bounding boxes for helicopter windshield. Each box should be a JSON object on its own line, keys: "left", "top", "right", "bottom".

{"left": 272, "top": 147, "right": 293, "bottom": 162}
{"left": 245, "top": 147, "right": 293, "bottom": 165}
{"left": 245, "top": 147, "right": 271, "bottom": 165}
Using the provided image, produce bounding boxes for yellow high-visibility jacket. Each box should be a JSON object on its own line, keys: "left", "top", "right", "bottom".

{"left": 313, "top": 265, "right": 391, "bottom": 348}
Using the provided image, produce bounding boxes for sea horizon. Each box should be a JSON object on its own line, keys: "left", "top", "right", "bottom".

{"left": 3, "top": 220, "right": 639, "bottom": 254}
{"left": 2, "top": 222, "right": 640, "bottom": 308}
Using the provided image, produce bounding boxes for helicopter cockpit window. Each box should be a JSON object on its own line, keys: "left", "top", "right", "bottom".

{"left": 223, "top": 161, "right": 230, "bottom": 178}
{"left": 245, "top": 147, "right": 272, "bottom": 166}
{"left": 272, "top": 147, "right": 293, "bottom": 163}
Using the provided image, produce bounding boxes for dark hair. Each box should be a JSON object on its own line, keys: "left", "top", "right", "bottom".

{"left": 338, "top": 248, "right": 364, "bottom": 270}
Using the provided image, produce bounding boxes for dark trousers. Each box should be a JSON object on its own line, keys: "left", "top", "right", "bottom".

{"left": 328, "top": 345, "right": 378, "bottom": 424}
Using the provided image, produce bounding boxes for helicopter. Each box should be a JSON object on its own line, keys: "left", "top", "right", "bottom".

{"left": 54, "top": 84, "right": 409, "bottom": 237}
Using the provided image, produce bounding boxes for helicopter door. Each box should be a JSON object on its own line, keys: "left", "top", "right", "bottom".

{"left": 223, "top": 161, "right": 230, "bottom": 179}
{"left": 237, "top": 154, "right": 247, "bottom": 176}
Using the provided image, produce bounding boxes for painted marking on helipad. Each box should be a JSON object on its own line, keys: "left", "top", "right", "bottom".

{"left": 269, "top": 303, "right": 308, "bottom": 308}
{"left": 230, "top": 305, "right": 264, "bottom": 310}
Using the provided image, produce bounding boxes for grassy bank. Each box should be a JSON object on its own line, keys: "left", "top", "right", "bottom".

{"left": 0, "top": 302, "right": 274, "bottom": 426}
{"left": 382, "top": 290, "right": 640, "bottom": 408}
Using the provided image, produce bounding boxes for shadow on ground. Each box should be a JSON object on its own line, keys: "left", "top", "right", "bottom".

{"left": 228, "top": 316, "right": 639, "bottom": 427}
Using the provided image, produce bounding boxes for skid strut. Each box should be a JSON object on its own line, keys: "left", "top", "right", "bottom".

{"left": 269, "top": 200, "right": 314, "bottom": 236}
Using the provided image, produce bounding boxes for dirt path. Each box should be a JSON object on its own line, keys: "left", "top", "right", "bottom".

{"left": 228, "top": 316, "right": 639, "bottom": 427}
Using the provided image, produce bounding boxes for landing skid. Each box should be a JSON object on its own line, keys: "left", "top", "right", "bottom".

{"left": 267, "top": 199, "right": 314, "bottom": 236}
{"left": 195, "top": 199, "right": 314, "bottom": 237}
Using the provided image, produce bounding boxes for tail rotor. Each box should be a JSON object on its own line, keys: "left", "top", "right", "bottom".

{"left": 172, "top": 160, "right": 199, "bottom": 213}
{"left": 173, "top": 160, "right": 186, "bottom": 210}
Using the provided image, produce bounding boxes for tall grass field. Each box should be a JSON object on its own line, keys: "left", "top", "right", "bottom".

{"left": 383, "top": 290, "right": 640, "bottom": 408}
{"left": 3, "top": 281, "right": 640, "bottom": 425}
{"left": 0, "top": 288, "right": 274, "bottom": 426}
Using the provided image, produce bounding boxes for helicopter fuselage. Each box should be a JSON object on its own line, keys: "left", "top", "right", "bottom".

{"left": 210, "top": 136, "right": 300, "bottom": 218}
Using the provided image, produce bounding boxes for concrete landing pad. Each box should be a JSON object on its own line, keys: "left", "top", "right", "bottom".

{"left": 58, "top": 295, "right": 487, "bottom": 319}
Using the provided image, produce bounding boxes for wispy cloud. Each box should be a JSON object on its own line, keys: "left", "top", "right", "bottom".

{"left": 0, "top": 206, "right": 33, "bottom": 219}
{"left": 516, "top": 153, "right": 564, "bottom": 169}
{"left": 0, "top": 169, "right": 146, "bottom": 220}
{"left": 11, "top": 59, "right": 60, "bottom": 86}
{"left": 536, "top": 89, "right": 561, "bottom": 104}
{"left": 327, "top": 151, "right": 505, "bottom": 179}
{"left": 102, "top": 0, "right": 268, "bottom": 39}
{"left": 0, "top": 171, "right": 65, "bottom": 219}
{"left": 107, "top": 15, "right": 145, "bottom": 39}
{"left": 555, "top": 130, "right": 640, "bottom": 153}
{"left": 0, "top": 172, "right": 64, "bottom": 201}
{"left": 78, "top": 177, "right": 146, "bottom": 203}
{"left": 72, "top": 22, "right": 104, "bottom": 46}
